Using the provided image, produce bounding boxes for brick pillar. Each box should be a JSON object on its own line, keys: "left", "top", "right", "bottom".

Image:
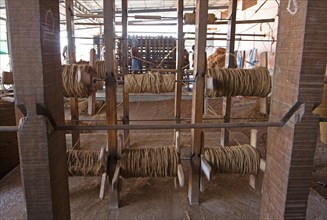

{"left": 6, "top": 0, "right": 70, "bottom": 219}
{"left": 260, "top": 0, "right": 327, "bottom": 219}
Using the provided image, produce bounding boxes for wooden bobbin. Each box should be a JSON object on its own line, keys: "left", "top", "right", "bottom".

{"left": 249, "top": 129, "right": 265, "bottom": 192}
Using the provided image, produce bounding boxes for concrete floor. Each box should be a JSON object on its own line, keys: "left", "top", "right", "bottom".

{"left": 1, "top": 97, "right": 326, "bottom": 219}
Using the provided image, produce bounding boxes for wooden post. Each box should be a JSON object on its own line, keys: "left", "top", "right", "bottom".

{"left": 103, "top": 0, "right": 119, "bottom": 209}
{"left": 259, "top": 52, "right": 269, "bottom": 114}
{"left": 174, "top": 0, "right": 184, "bottom": 150}
{"left": 6, "top": 0, "right": 70, "bottom": 218}
{"left": 221, "top": 0, "right": 237, "bottom": 147}
{"left": 122, "top": 0, "right": 130, "bottom": 147}
{"left": 260, "top": 0, "right": 327, "bottom": 218}
{"left": 189, "top": 0, "right": 208, "bottom": 205}
{"left": 65, "top": 0, "right": 80, "bottom": 148}
{"left": 88, "top": 48, "right": 96, "bottom": 115}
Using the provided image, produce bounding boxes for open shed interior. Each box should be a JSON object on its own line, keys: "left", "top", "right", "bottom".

{"left": 0, "top": 0, "right": 326, "bottom": 219}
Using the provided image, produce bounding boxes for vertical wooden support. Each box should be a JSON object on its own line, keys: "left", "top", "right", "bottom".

{"left": 221, "top": 0, "right": 237, "bottom": 147}
{"left": 174, "top": 0, "right": 184, "bottom": 149}
{"left": 189, "top": 0, "right": 208, "bottom": 205}
{"left": 103, "top": 0, "right": 119, "bottom": 209}
{"left": 6, "top": 0, "right": 70, "bottom": 218}
{"left": 259, "top": 52, "right": 269, "bottom": 114}
{"left": 65, "top": 0, "right": 80, "bottom": 148}
{"left": 260, "top": 0, "right": 327, "bottom": 219}
{"left": 122, "top": 0, "right": 130, "bottom": 147}
{"left": 88, "top": 48, "right": 96, "bottom": 115}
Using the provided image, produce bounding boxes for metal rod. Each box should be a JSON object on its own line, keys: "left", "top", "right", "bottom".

{"left": 90, "top": 6, "right": 229, "bottom": 14}
{"left": 185, "top": 32, "right": 267, "bottom": 37}
{"left": 62, "top": 18, "right": 275, "bottom": 26}
{"left": 56, "top": 121, "right": 284, "bottom": 131}
{"left": 0, "top": 126, "right": 18, "bottom": 132}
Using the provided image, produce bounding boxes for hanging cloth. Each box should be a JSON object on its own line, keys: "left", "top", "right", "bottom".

{"left": 249, "top": 48, "right": 258, "bottom": 67}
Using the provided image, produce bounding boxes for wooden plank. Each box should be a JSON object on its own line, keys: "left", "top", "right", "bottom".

{"left": 189, "top": 0, "right": 208, "bottom": 205}
{"left": 6, "top": 0, "right": 70, "bottom": 218}
{"left": 70, "top": 97, "right": 80, "bottom": 148}
{"left": 221, "top": 0, "right": 237, "bottom": 147}
{"left": 88, "top": 48, "right": 96, "bottom": 115}
{"left": 104, "top": 0, "right": 119, "bottom": 209}
{"left": 259, "top": 51, "right": 268, "bottom": 115}
{"left": 122, "top": 0, "right": 130, "bottom": 147}
{"left": 66, "top": 0, "right": 80, "bottom": 149}
{"left": 242, "top": 0, "right": 258, "bottom": 11}
{"left": 174, "top": 0, "right": 184, "bottom": 151}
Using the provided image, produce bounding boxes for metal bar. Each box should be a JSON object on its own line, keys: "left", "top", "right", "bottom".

{"left": 0, "top": 126, "right": 18, "bottom": 132}
{"left": 185, "top": 32, "right": 267, "bottom": 37}
{"left": 61, "top": 18, "right": 275, "bottom": 26}
{"left": 55, "top": 121, "right": 284, "bottom": 131}
{"left": 214, "top": 18, "right": 275, "bottom": 25}
{"left": 90, "top": 6, "right": 229, "bottom": 14}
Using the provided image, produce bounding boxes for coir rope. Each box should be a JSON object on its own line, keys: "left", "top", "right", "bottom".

{"left": 204, "top": 144, "right": 260, "bottom": 175}
{"left": 207, "top": 66, "right": 271, "bottom": 97}
{"left": 124, "top": 72, "right": 175, "bottom": 93}
{"left": 95, "top": 61, "right": 106, "bottom": 79}
{"left": 62, "top": 64, "right": 96, "bottom": 98}
{"left": 67, "top": 149, "right": 104, "bottom": 176}
{"left": 119, "top": 147, "right": 178, "bottom": 178}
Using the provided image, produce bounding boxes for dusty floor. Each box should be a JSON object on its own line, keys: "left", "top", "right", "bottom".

{"left": 1, "top": 94, "right": 326, "bottom": 219}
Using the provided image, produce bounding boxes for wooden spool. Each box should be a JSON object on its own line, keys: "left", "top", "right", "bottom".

{"left": 2, "top": 71, "right": 14, "bottom": 84}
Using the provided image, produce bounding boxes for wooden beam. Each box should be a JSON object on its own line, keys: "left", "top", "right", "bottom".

{"left": 6, "top": 0, "right": 70, "bottom": 218}
{"left": 103, "top": 0, "right": 119, "bottom": 209}
{"left": 66, "top": 0, "right": 80, "bottom": 148}
{"left": 122, "top": 0, "right": 130, "bottom": 147}
{"left": 259, "top": 52, "right": 269, "bottom": 114}
{"left": 221, "top": 0, "right": 237, "bottom": 147}
{"left": 260, "top": 1, "right": 327, "bottom": 218}
{"left": 189, "top": 0, "right": 208, "bottom": 205}
{"left": 174, "top": 0, "right": 184, "bottom": 151}
{"left": 88, "top": 48, "right": 96, "bottom": 115}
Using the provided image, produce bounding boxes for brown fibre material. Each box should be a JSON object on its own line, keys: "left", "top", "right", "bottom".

{"left": 62, "top": 64, "right": 97, "bottom": 98}
{"left": 204, "top": 144, "right": 260, "bottom": 175}
{"left": 207, "top": 47, "right": 226, "bottom": 69}
{"left": 74, "top": 60, "right": 106, "bottom": 79}
{"left": 207, "top": 67, "right": 271, "bottom": 97}
{"left": 67, "top": 149, "right": 104, "bottom": 176}
{"left": 78, "top": 100, "right": 105, "bottom": 115}
{"left": 124, "top": 72, "right": 175, "bottom": 93}
{"left": 313, "top": 83, "right": 327, "bottom": 143}
{"left": 95, "top": 61, "right": 106, "bottom": 79}
{"left": 120, "top": 147, "right": 178, "bottom": 178}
